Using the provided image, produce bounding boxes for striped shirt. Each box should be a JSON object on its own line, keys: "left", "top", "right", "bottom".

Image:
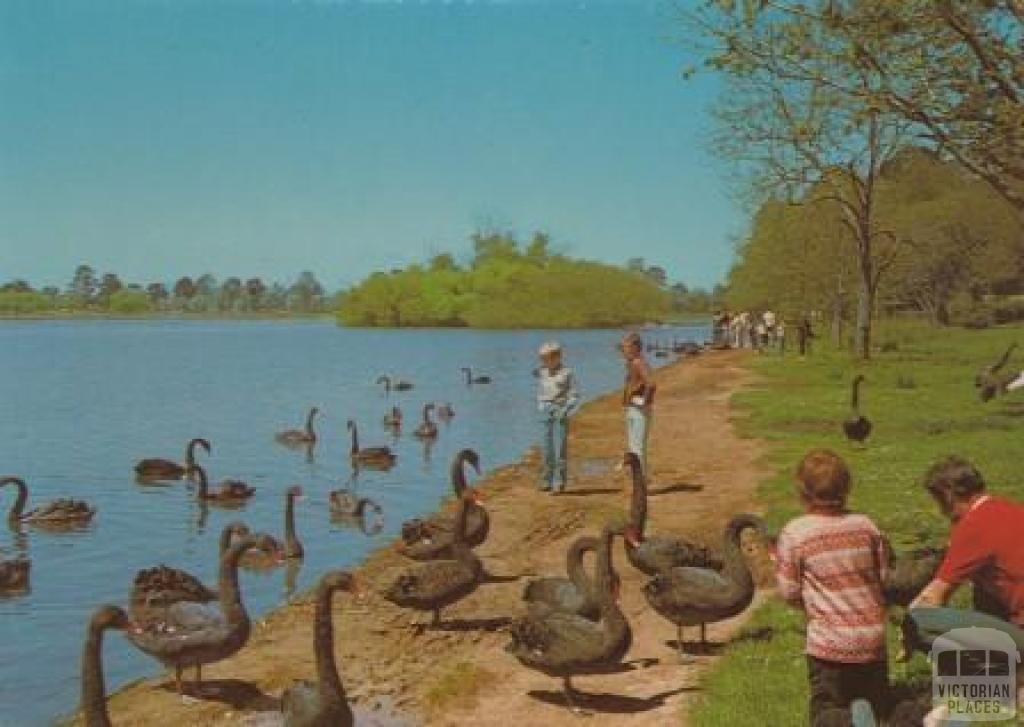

{"left": 776, "top": 512, "right": 889, "bottom": 663}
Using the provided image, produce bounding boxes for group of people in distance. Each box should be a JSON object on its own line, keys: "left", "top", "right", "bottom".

{"left": 777, "top": 450, "right": 1024, "bottom": 726}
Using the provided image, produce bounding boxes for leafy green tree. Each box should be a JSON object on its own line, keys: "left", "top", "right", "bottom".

{"left": 98, "top": 273, "right": 123, "bottom": 307}
{"left": 69, "top": 264, "right": 97, "bottom": 305}
{"left": 1, "top": 279, "right": 32, "bottom": 293}
{"left": 289, "top": 271, "right": 324, "bottom": 313}
{"left": 173, "top": 276, "right": 196, "bottom": 302}
{"left": 146, "top": 282, "right": 169, "bottom": 308}
{"left": 245, "top": 277, "right": 266, "bottom": 310}
{"left": 219, "top": 277, "right": 243, "bottom": 312}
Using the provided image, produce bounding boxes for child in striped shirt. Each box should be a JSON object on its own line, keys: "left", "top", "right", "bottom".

{"left": 775, "top": 449, "right": 890, "bottom": 725}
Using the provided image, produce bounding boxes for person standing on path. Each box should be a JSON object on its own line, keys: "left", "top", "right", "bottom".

{"left": 536, "top": 341, "right": 579, "bottom": 493}
{"left": 619, "top": 332, "right": 655, "bottom": 482}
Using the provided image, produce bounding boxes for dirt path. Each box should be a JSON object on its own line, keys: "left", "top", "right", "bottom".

{"left": 93, "top": 350, "right": 769, "bottom": 727}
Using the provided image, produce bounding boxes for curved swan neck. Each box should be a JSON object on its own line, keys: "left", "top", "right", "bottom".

{"left": 314, "top": 584, "right": 346, "bottom": 704}
{"left": 195, "top": 468, "right": 209, "bottom": 500}
{"left": 349, "top": 424, "right": 359, "bottom": 455}
{"left": 218, "top": 526, "right": 236, "bottom": 554}
{"left": 450, "top": 457, "right": 469, "bottom": 496}
{"left": 566, "top": 537, "right": 597, "bottom": 590}
{"left": 305, "top": 409, "right": 317, "bottom": 438}
{"left": 284, "top": 494, "right": 302, "bottom": 557}
{"left": 81, "top": 619, "right": 112, "bottom": 727}
{"left": 721, "top": 516, "right": 761, "bottom": 588}
{"left": 219, "top": 539, "right": 253, "bottom": 624}
{"left": 2, "top": 478, "right": 28, "bottom": 523}
{"left": 594, "top": 529, "right": 623, "bottom": 625}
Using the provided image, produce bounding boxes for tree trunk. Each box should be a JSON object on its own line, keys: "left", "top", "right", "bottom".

{"left": 855, "top": 275, "right": 874, "bottom": 360}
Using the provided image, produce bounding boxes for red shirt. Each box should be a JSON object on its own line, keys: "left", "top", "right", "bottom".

{"left": 937, "top": 495, "right": 1024, "bottom": 626}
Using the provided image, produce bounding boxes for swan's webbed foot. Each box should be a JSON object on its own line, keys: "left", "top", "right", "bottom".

{"left": 676, "top": 625, "right": 695, "bottom": 665}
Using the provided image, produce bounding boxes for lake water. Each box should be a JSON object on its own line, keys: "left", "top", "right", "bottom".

{"left": 0, "top": 320, "right": 708, "bottom": 725}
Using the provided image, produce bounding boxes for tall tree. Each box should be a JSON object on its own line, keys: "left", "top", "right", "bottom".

{"left": 289, "top": 271, "right": 324, "bottom": 312}
{"left": 146, "top": 282, "right": 169, "bottom": 308}
{"left": 219, "top": 277, "right": 243, "bottom": 312}
{"left": 691, "top": 0, "right": 908, "bottom": 357}
{"left": 173, "top": 276, "right": 196, "bottom": 301}
{"left": 69, "top": 264, "right": 97, "bottom": 304}
{"left": 98, "top": 273, "right": 123, "bottom": 306}
{"left": 245, "top": 277, "right": 266, "bottom": 309}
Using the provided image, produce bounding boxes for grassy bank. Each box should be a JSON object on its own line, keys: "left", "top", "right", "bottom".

{"left": 693, "top": 321, "right": 1024, "bottom": 726}
{"left": 0, "top": 311, "right": 336, "bottom": 321}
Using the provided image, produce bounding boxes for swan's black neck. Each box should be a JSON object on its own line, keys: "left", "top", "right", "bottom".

{"left": 305, "top": 409, "right": 317, "bottom": 439}
{"left": 450, "top": 455, "right": 469, "bottom": 497}
{"left": 720, "top": 515, "right": 763, "bottom": 590}
{"left": 2, "top": 478, "right": 28, "bottom": 523}
{"left": 284, "top": 493, "right": 303, "bottom": 558}
{"left": 594, "top": 528, "right": 625, "bottom": 631}
{"left": 349, "top": 424, "right": 359, "bottom": 455}
{"left": 195, "top": 467, "right": 209, "bottom": 500}
{"left": 218, "top": 525, "right": 237, "bottom": 555}
{"left": 81, "top": 617, "right": 113, "bottom": 727}
{"left": 219, "top": 537, "right": 255, "bottom": 627}
{"left": 566, "top": 536, "right": 597, "bottom": 592}
{"left": 627, "top": 459, "right": 648, "bottom": 537}
{"left": 851, "top": 377, "right": 863, "bottom": 411}
{"left": 314, "top": 583, "right": 348, "bottom": 707}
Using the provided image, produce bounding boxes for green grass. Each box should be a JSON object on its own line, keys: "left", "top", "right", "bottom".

{"left": 692, "top": 320, "right": 1024, "bottom": 726}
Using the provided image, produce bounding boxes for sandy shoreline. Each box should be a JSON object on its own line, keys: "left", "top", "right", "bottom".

{"left": 82, "top": 349, "right": 769, "bottom": 727}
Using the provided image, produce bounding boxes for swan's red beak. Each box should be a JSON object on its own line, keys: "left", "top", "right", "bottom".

{"left": 470, "top": 488, "right": 485, "bottom": 504}
{"left": 623, "top": 526, "right": 641, "bottom": 548}
{"left": 351, "top": 579, "right": 369, "bottom": 604}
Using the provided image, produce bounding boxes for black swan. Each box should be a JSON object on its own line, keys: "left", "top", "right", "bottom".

{"left": 522, "top": 535, "right": 604, "bottom": 620}
{"left": 281, "top": 570, "right": 362, "bottom": 727}
{"left": 977, "top": 342, "right": 1018, "bottom": 402}
{"left": 842, "top": 375, "right": 872, "bottom": 444}
{"left": 399, "top": 449, "right": 489, "bottom": 560}
{"left": 437, "top": 403, "right": 455, "bottom": 420}
{"left": 383, "top": 406, "right": 403, "bottom": 429}
{"left": 194, "top": 465, "right": 255, "bottom": 504}
{"left": 241, "top": 486, "right": 304, "bottom": 568}
{"left": 348, "top": 420, "right": 396, "bottom": 469}
{"left": 882, "top": 544, "right": 946, "bottom": 608}
{"left": 130, "top": 522, "right": 251, "bottom": 620}
{"left": 2, "top": 476, "right": 96, "bottom": 526}
{"left": 135, "top": 437, "right": 210, "bottom": 480}
{"left": 382, "top": 490, "right": 484, "bottom": 627}
{"left": 0, "top": 553, "right": 30, "bottom": 591}
{"left": 277, "top": 407, "right": 320, "bottom": 445}
{"left": 376, "top": 375, "right": 413, "bottom": 394}
{"left": 505, "top": 522, "right": 631, "bottom": 714}
{"left": 81, "top": 604, "right": 136, "bottom": 727}
{"left": 641, "top": 513, "right": 766, "bottom": 662}
{"left": 461, "top": 367, "right": 492, "bottom": 385}
{"left": 329, "top": 487, "right": 382, "bottom": 520}
{"left": 413, "top": 403, "right": 439, "bottom": 440}
{"left": 126, "top": 532, "right": 280, "bottom": 694}
{"left": 622, "top": 453, "right": 723, "bottom": 576}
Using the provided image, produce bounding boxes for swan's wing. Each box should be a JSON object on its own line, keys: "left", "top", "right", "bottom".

{"left": 162, "top": 601, "right": 226, "bottom": 632}
{"left": 508, "top": 613, "right": 606, "bottom": 666}
{"left": 670, "top": 567, "right": 731, "bottom": 590}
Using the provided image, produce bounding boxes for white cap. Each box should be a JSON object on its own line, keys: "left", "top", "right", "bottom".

{"left": 538, "top": 341, "right": 562, "bottom": 356}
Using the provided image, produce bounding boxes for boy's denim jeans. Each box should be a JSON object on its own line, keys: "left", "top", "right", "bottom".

{"left": 539, "top": 405, "right": 569, "bottom": 490}
{"left": 626, "top": 406, "right": 651, "bottom": 478}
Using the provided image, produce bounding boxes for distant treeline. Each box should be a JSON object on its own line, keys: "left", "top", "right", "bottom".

{"left": 0, "top": 267, "right": 334, "bottom": 316}
{"left": 338, "top": 231, "right": 714, "bottom": 328}
{"left": 724, "top": 149, "right": 1024, "bottom": 331}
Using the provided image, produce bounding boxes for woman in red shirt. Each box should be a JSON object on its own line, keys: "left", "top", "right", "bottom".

{"left": 912, "top": 456, "right": 1024, "bottom": 624}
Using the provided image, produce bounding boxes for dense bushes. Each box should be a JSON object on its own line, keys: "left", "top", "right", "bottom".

{"left": 338, "top": 232, "right": 673, "bottom": 329}
{"left": 0, "top": 291, "right": 53, "bottom": 314}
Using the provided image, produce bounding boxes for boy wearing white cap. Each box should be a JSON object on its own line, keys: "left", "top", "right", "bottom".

{"left": 536, "top": 341, "right": 579, "bottom": 493}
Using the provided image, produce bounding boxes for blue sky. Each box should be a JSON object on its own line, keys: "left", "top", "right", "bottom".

{"left": 0, "top": 0, "right": 737, "bottom": 291}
